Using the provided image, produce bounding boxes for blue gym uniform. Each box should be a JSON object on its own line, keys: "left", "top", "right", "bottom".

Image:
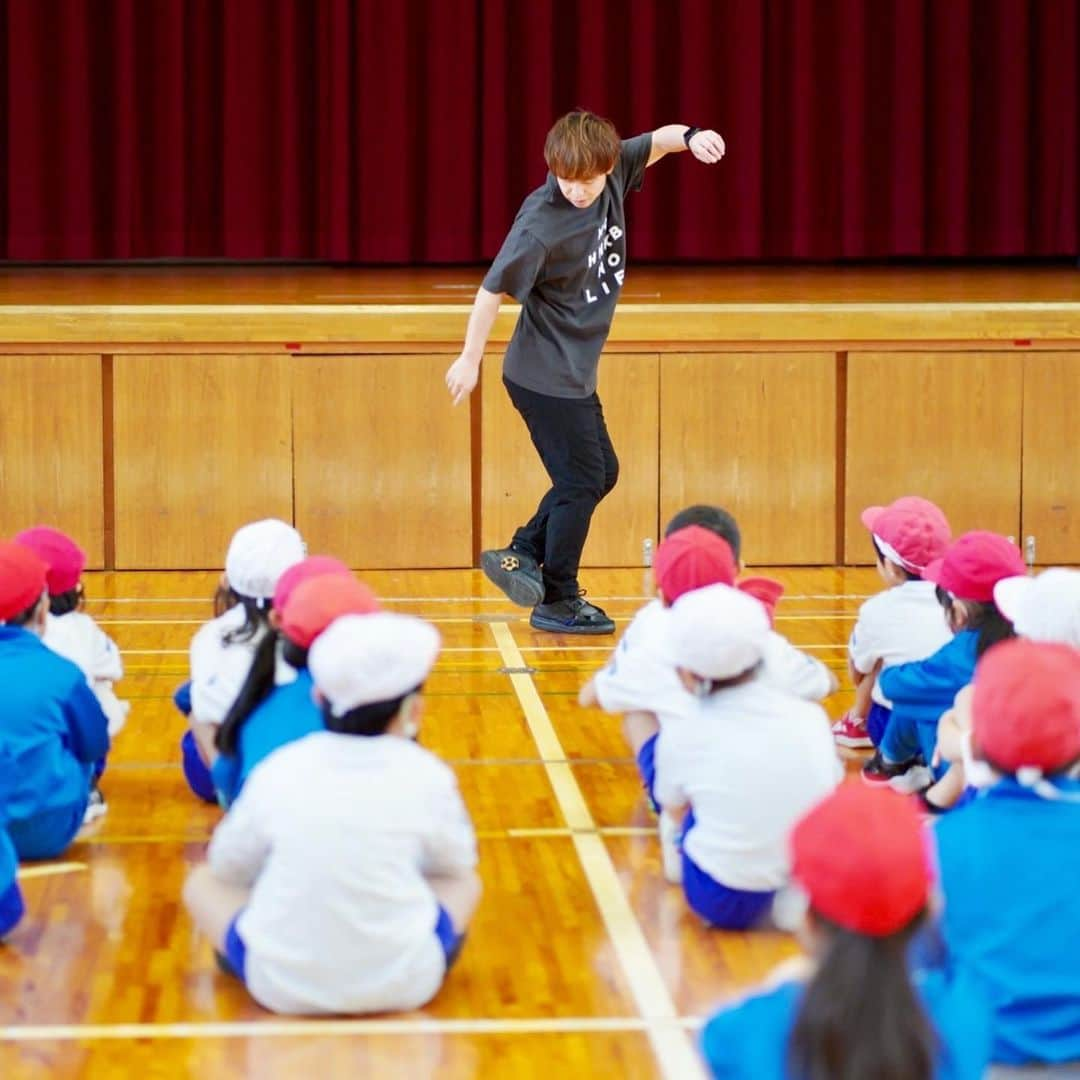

{"left": 878, "top": 630, "right": 979, "bottom": 770}
{"left": 0, "top": 626, "right": 110, "bottom": 859}
{"left": 210, "top": 669, "right": 323, "bottom": 807}
{"left": 700, "top": 968, "right": 991, "bottom": 1079}
{"left": 935, "top": 778, "right": 1080, "bottom": 1065}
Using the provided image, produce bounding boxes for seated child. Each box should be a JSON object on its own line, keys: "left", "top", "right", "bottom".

{"left": 0, "top": 542, "right": 109, "bottom": 859}
{"left": 583, "top": 517, "right": 835, "bottom": 822}
{"left": 16, "top": 526, "right": 128, "bottom": 821}
{"left": 183, "top": 611, "right": 480, "bottom": 1014}
{"left": 211, "top": 568, "right": 379, "bottom": 807}
{"left": 653, "top": 583, "right": 841, "bottom": 928}
{"left": 934, "top": 639, "right": 1080, "bottom": 1066}
{"left": 834, "top": 497, "right": 952, "bottom": 749}
{"left": 701, "top": 782, "right": 991, "bottom": 1080}
{"left": 179, "top": 518, "right": 306, "bottom": 802}
{"left": 0, "top": 749, "right": 24, "bottom": 940}
{"left": 863, "top": 531, "right": 1023, "bottom": 794}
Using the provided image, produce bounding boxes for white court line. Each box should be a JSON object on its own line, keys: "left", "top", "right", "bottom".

{"left": 490, "top": 622, "right": 706, "bottom": 1080}
{"left": 16, "top": 862, "right": 88, "bottom": 880}
{"left": 0, "top": 1014, "right": 702, "bottom": 1042}
{"left": 85, "top": 592, "right": 875, "bottom": 605}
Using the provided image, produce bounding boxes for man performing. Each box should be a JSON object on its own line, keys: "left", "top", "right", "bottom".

{"left": 446, "top": 111, "right": 726, "bottom": 634}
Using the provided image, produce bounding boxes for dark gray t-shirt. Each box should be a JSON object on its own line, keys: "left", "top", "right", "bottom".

{"left": 482, "top": 134, "right": 652, "bottom": 398}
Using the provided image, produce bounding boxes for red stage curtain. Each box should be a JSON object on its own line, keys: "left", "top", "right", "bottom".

{"left": 1, "top": 0, "right": 1077, "bottom": 261}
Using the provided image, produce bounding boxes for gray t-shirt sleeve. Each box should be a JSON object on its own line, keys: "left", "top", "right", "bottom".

{"left": 615, "top": 133, "right": 652, "bottom": 196}
{"left": 482, "top": 227, "right": 547, "bottom": 303}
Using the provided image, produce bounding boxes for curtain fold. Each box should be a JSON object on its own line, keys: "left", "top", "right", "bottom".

{"left": 1, "top": 0, "right": 1076, "bottom": 261}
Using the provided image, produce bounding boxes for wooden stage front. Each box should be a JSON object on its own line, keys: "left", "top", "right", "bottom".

{"left": 1, "top": 264, "right": 1078, "bottom": 571}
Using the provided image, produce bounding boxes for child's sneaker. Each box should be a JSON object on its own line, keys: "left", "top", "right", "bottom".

{"left": 889, "top": 765, "right": 935, "bottom": 796}
{"left": 862, "top": 750, "right": 918, "bottom": 787}
{"left": 82, "top": 785, "right": 108, "bottom": 825}
{"left": 831, "top": 710, "right": 873, "bottom": 749}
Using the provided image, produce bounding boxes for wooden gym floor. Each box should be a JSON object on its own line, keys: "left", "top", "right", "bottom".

{"left": 0, "top": 565, "right": 876, "bottom": 1079}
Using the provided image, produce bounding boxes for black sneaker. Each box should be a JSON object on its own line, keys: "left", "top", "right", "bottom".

{"left": 530, "top": 595, "right": 615, "bottom": 635}
{"left": 861, "top": 750, "right": 918, "bottom": 787}
{"left": 480, "top": 547, "right": 545, "bottom": 608}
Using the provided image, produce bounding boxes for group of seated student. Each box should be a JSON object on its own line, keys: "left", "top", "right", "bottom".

{"left": 1, "top": 503, "right": 1078, "bottom": 1074}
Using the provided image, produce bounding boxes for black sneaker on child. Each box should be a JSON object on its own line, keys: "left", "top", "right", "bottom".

{"left": 530, "top": 594, "right": 615, "bottom": 635}
{"left": 480, "top": 547, "right": 545, "bottom": 608}
{"left": 861, "top": 750, "right": 918, "bottom": 787}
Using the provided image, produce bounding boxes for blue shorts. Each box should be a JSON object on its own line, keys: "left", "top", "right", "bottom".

{"left": 636, "top": 733, "right": 660, "bottom": 813}
{"left": 0, "top": 879, "right": 25, "bottom": 938}
{"left": 7, "top": 799, "right": 88, "bottom": 861}
{"left": 180, "top": 730, "right": 218, "bottom": 804}
{"left": 866, "top": 701, "right": 892, "bottom": 747}
{"left": 219, "top": 905, "right": 465, "bottom": 984}
{"left": 683, "top": 848, "right": 775, "bottom": 930}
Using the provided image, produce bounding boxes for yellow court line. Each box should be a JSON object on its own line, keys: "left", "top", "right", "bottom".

{"left": 0, "top": 1014, "right": 703, "bottom": 1042}
{"left": 16, "top": 862, "right": 88, "bottom": 880}
{"left": 490, "top": 622, "right": 706, "bottom": 1080}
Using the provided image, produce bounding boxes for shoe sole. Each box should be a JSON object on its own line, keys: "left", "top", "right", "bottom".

{"left": 833, "top": 734, "right": 874, "bottom": 749}
{"left": 529, "top": 614, "right": 615, "bottom": 635}
{"left": 480, "top": 550, "right": 545, "bottom": 608}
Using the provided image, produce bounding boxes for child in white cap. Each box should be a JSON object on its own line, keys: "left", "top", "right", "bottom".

{"left": 177, "top": 519, "right": 306, "bottom": 802}
{"left": 655, "top": 583, "right": 841, "bottom": 928}
{"left": 183, "top": 612, "right": 480, "bottom": 1015}
{"left": 994, "top": 567, "right": 1080, "bottom": 647}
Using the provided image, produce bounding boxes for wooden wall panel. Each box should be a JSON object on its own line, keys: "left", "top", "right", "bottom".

{"left": 0, "top": 354, "right": 104, "bottom": 566}
{"left": 1022, "top": 352, "right": 1080, "bottom": 564}
{"left": 481, "top": 355, "right": 660, "bottom": 568}
{"left": 659, "top": 353, "right": 837, "bottom": 565}
{"left": 293, "top": 355, "right": 471, "bottom": 568}
{"left": 844, "top": 351, "right": 1023, "bottom": 563}
{"left": 113, "top": 354, "right": 292, "bottom": 568}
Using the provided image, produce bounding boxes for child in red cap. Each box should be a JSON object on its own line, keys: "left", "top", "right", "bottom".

{"left": 0, "top": 541, "right": 110, "bottom": 862}
{"left": 581, "top": 506, "right": 834, "bottom": 824}
{"left": 15, "top": 526, "right": 128, "bottom": 822}
{"left": 834, "top": 496, "right": 953, "bottom": 750}
{"left": 863, "top": 531, "right": 1022, "bottom": 796}
{"left": 208, "top": 565, "right": 379, "bottom": 807}
{"left": 701, "top": 782, "right": 991, "bottom": 1079}
{"left": 934, "top": 639, "right": 1080, "bottom": 1066}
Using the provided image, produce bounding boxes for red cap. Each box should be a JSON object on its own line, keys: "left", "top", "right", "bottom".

{"left": 280, "top": 574, "right": 380, "bottom": 648}
{"left": 654, "top": 525, "right": 737, "bottom": 603}
{"left": 0, "top": 542, "right": 49, "bottom": 621}
{"left": 923, "top": 531, "right": 1027, "bottom": 603}
{"left": 861, "top": 496, "right": 951, "bottom": 576}
{"left": 973, "top": 639, "right": 1080, "bottom": 774}
{"left": 14, "top": 526, "right": 87, "bottom": 595}
{"left": 272, "top": 555, "right": 352, "bottom": 613}
{"left": 736, "top": 576, "right": 784, "bottom": 627}
{"left": 791, "top": 782, "right": 931, "bottom": 937}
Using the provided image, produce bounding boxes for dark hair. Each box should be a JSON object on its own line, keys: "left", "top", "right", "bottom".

{"left": 871, "top": 538, "right": 920, "bottom": 582}
{"left": 693, "top": 661, "right": 762, "bottom": 696}
{"left": 935, "top": 586, "right": 1016, "bottom": 658}
{"left": 788, "top": 910, "right": 936, "bottom": 1080}
{"left": 321, "top": 683, "right": 423, "bottom": 737}
{"left": 663, "top": 504, "right": 742, "bottom": 561}
{"left": 213, "top": 583, "right": 272, "bottom": 645}
{"left": 5, "top": 595, "right": 43, "bottom": 628}
{"left": 544, "top": 111, "right": 620, "bottom": 179}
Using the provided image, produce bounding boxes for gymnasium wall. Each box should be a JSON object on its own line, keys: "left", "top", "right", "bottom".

{"left": 1, "top": 0, "right": 1077, "bottom": 262}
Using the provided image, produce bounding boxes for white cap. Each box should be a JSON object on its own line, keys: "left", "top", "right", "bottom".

{"left": 224, "top": 519, "right": 306, "bottom": 601}
{"left": 666, "top": 582, "right": 771, "bottom": 680}
{"left": 309, "top": 612, "right": 441, "bottom": 716}
{"left": 994, "top": 569, "right": 1080, "bottom": 647}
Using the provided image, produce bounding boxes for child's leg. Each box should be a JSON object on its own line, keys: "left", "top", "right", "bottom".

{"left": 183, "top": 864, "right": 250, "bottom": 954}
{"left": 0, "top": 831, "right": 23, "bottom": 939}
{"left": 623, "top": 712, "right": 661, "bottom": 811}
{"left": 8, "top": 800, "right": 88, "bottom": 861}
{"left": 865, "top": 702, "right": 892, "bottom": 747}
{"left": 878, "top": 709, "right": 922, "bottom": 765}
{"left": 922, "top": 764, "right": 967, "bottom": 812}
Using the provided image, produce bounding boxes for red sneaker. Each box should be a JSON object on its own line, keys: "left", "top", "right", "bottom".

{"left": 832, "top": 710, "right": 873, "bottom": 749}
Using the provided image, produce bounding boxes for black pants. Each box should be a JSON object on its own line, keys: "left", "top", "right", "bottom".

{"left": 505, "top": 376, "right": 619, "bottom": 602}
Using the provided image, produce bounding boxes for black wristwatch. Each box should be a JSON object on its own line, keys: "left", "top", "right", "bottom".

{"left": 683, "top": 126, "right": 702, "bottom": 148}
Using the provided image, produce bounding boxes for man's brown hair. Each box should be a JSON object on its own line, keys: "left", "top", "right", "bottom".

{"left": 544, "top": 111, "right": 621, "bottom": 180}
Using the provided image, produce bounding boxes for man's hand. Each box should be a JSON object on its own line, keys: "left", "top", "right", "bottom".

{"left": 446, "top": 353, "right": 481, "bottom": 405}
{"left": 688, "top": 129, "right": 726, "bottom": 164}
